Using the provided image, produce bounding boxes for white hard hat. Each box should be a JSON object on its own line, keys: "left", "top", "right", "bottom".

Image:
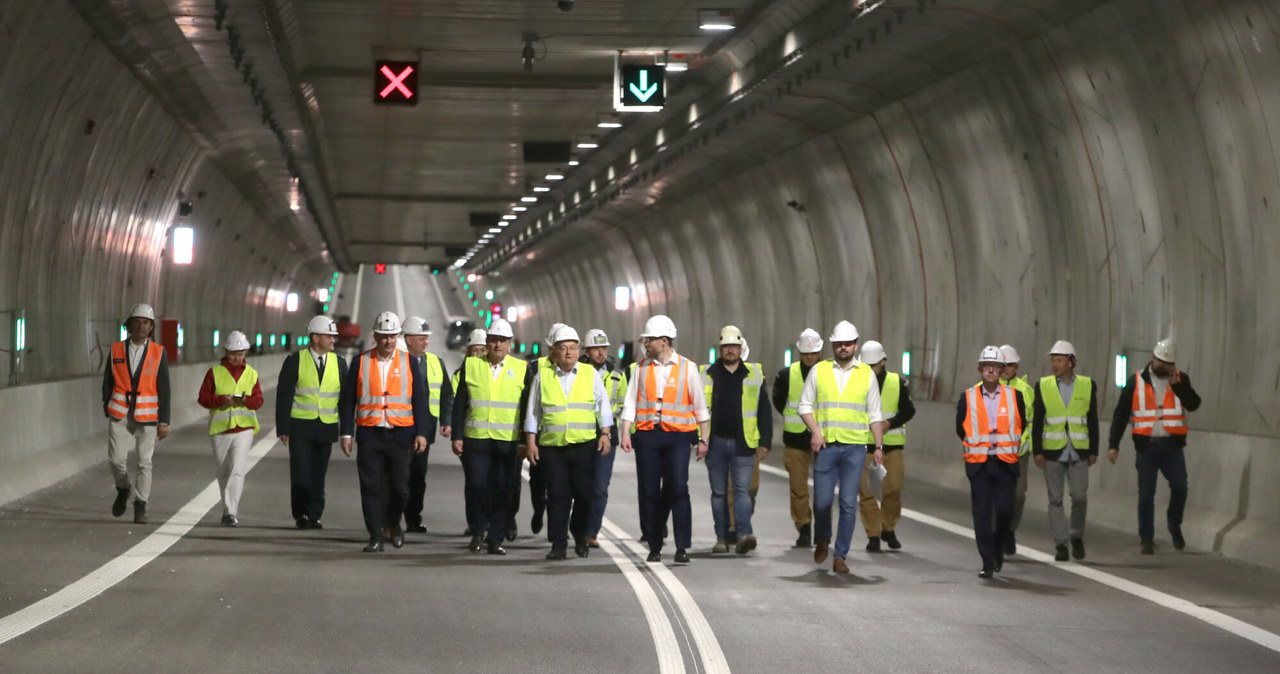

{"left": 719, "top": 325, "right": 745, "bottom": 346}
{"left": 551, "top": 325, "right": 580, "bottom": 344}
{"left": 467, "top": 328, "right": 488, "bottom": 346}
{"left": 796, "top": 328, "right": 824, "bottom": 354}
{"left": 402, "top": 316, "right": 431, "bottom": 336}
{"left": 545, "top": 322, "right": 566, "bottom": 347}
{"left": 1000, "top": 344, "right": 1021, "bottom": 364}
{"left": 829, "top": 320, "right": 859, "bottom": 342}
{"left": 979, "top": 345, "right": 1006, "bottom": 364}
{"left": 584, "top": 329, "right": 610, "bottom": 347}
{"left": 860, "top": 340, "right": 887, "bottom": 365}
{"left": 307, "top": 315, "right": 338, "bottom": 336}
{"left": 126, "top": 303, "right": 156, "bottom": 322}
{"left": 1049, "top": 340, "right": 1076, "bottom": 357}
{"left": 488, "top": 318, "right": 514, "bottom": 339}
{"left": 372, "top": 311, "right": 401, "bottom": 334}
{"left": 1153, "top": 339, "right": 1176, "bottom": 362}
{"left": 640, "top": 315, "right": 677, "bottom": 340}
{"left": 224, "top": 330, "right": 250, "bottom": 352}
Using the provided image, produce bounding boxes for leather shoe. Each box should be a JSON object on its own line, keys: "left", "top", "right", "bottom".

{"left": 646, "top": 551, "right": 661, "bottom": 563}
{"left": 574, "top": 538, "right": 589, "bottom": 558}
{"left": 1170, "top": 527, "right": 1186, "bottom": 551}
{"left": 1055, "top": 544, "right": 1069, "bottom": 562}
{"left": 673, "top": 549, "right": 690, "bottom": 564}
{"left": 795, "top": 523, "right": 812, "bottom": 548}
{"left": 546, "top": 547, "right": 567, "bottom": 560}
{"left": 586, "top": 536, "right": 600, "bottom": 549}
{"left": 735, "top": 535, "right": 757, "bottom": 555}
{"left": 1071, "top": 537, "right": 1086, "bottom": 560}
{"left": 814, "top": 539, "right": 830, "bottom": 564}
{"left": 468, "top": 535, "right": 483, "bottom": 553}
{"left": 506, "top": 517, "right": 518, "bottom": 541}
{"left": 1002, "top": 534, "right": 1017, "bottom": 556}
{"left": 832, "top": 557, "right": 850, "bottom": 574}
{"left": 363, "top": 541, "right": 384, "bottom": 553}
{"left": 866, "top": 536, "right": 882, "bottom": 553}
{"left": 407, "top": 523, "right": 427, "bottom": 533}
{"left": 221, "top": 514, "right": 239, "bottom": 527}
{"left": 306, "top": 519, "right": 323, "bottom": 530}
{"left": 486, "top": 541, "right": 507, "bottom": 555}
{"left": 531, "top": 510, "right": 544, "bottom": 535}
{"left": 391, "top": 528, "right": 405, "bottom": 549}
{"left": 295, "top": 516, "right": 309, "bottom": 529}
{"left": 978, "top": 567, "right": 995, "bottom": 579}
{"left": 112, "top": 488, "right": 130, "bottom": 518}
{"left": 995, "top": 553, "right": 1004, "bottom": 573}
{"left": 882, "top": 530, "right": 901, "bottom": 550}
{"left": 1140, "top": 540, "right": 1155, "bottom": 555}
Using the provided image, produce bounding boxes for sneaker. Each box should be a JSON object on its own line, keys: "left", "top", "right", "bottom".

{"left": 1170, "top": 527, "right": 1186, "bottom": 551}
{"left": 133, "top": 501, "right": 148, "bottom": 524}
{"left": 882, "top": 530, "right": 901, "bottom": 550}
{"left": 712, "top": 539, "right": 730, "bottom": 554}
{"left": 1140, "top": 540, "right": 1155, "bottom": 555}
{"left": 112, "top": 488, "right": 130, "bottom": 518}
{"left": 795, "top": 523, "right": 812, "bottom": 548}
{"left": 735, "top": 535, "right": 757, "bottom": 555}
{"left": 866, "top": 536, "right": 882, "bottom": 553}
{"left": 1071, "top": 537, "right": 1085, "bottom": 560}
{"left": 1054, "top": 544, "right": 1069, "bottom": 562}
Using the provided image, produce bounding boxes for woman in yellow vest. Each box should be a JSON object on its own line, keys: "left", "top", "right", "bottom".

{"left": 197, "top": 330, "right": 262, "bottom": 527}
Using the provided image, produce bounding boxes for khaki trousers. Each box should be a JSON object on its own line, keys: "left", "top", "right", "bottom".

{"left": 211, "top": 431, "right": 254, "bottom": 517}
{"left": 107, "top": 418, "right": 156, "bottom": 503}
{"left": 859, "top": 448, "right": 905, "bottom": 536}
{"left": 783, "top": 447, "right": 812, "bottom": 529}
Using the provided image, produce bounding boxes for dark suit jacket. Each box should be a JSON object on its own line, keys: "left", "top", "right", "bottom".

{"left": 340, "top": 349, "right": 432, "bottom": 447}
{"left": 275, "top": 350, "right": 348, "bottom": 444}
{"left": 409, "top": 352, "right": 454, "bottom": 442}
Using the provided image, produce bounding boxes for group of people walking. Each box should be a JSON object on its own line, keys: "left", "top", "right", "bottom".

{"left": 102, "top": 301, "right": 1201, "bottom": 578}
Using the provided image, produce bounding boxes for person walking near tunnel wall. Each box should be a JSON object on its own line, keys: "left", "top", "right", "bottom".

{"left": 103, "top": 303, "right": 170, "bottom": 525}
{"left": 1032, "top": 340, "right": 1099, "bottom": 562}
{"left": 399, "top": 316, "right": 453, "bottom": 535}
{"left": 997, "top": 345, "right": 1036, "bottom": 556}
{"left": 197, "top": 330, "right": 262, "bottom": 527}
{"left": 857, "top": 340, "right": 914, "bottom": 553}
{"left": 773, "top": 328, "right": 824, "bottom": 548}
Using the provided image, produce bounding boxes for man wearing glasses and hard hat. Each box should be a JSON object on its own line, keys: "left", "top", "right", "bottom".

{"left": 103, "top": 303, "right": 171, "bottom": 524}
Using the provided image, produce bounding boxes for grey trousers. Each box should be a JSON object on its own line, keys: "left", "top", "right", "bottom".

{"left": 1044, "top": 458, "right": 1089, "bottom": 545}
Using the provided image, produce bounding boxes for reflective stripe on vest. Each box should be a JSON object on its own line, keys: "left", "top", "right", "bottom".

{"left": 783, "top": 363, "right": 805, "bottom": 433}
{"left": 464, "top": 355, "right": 528, "bottom": 441}
{"left": 812, "top": 360, "right": 873, "bottom": 444}
{"left": 608, "top": 370, "right": 627, "bottom": 418}
{"left": 1131, "top": 372, "right": 1187, "bottom": 436}
{"left": 635, "top": 355, "right": 698, "bottom": 432}
{"left": 881, "top": 372, "right": 905, "bottom": 446}
{"left": 1038, "top": 375, "right": 1092, "bottom": 450}
{"left": 962, "top": 384, "right": 1022, "bottom": 463}
{"left": 701, "top": 362, "right": 763, "bottom": 447}
{"left": 424, "top": 353, "right": 445, "bottom": 418}
{"left": 209, "top": 364, "right": 260, "bottom": 435}
{"left": 291, "top": 352, "right": 340, "bottom": 424}
{"left": 356, "top": 350, "right": 415, "bottom": 427}
{"left": 108, "top": 341, "right": 164, "bottom": 423}
{"left": 538, "top": 366, "right": 598, "bottom": 446}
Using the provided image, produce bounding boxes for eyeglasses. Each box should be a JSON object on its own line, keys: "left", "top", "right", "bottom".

{"left": 979, "top": 363, "right": 1002, "bottom": 370}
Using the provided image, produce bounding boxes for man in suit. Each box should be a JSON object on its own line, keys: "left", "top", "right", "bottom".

{"left": 400, "top": 316, "right": 454, "bottom": 533}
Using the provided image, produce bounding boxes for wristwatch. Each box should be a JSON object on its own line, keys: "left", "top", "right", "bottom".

{"left": 697, "top": 437, "right": 708, "bottom": 445}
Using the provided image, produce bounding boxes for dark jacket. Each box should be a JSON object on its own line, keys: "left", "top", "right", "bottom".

{"left": 1031, "top": 376, "right": 1100, "bottom": 459}
{"left": 101, "top": 339, "right": 171, "bottom": 425}
{"left": 409, "top": 352, "right": 455, "bottom": 442}
{"left": 772, "top": 362, "right": 815, "bottom": 449}
{"left": 275, "top": 350, "right": 348, "bottom": 444}
{"left": 955, "top": 386, "right": 1028, "bottom": 443}
{"left": 1108, "top": 366, "right": 1201, "bottom": 451}
{"left": 877, "top": 369, "right": 916, "bottom": 450}
{"left": 339, "top": 350, "right": 432, "bottom": 447}
{"left": 705, "top": 360, "right": 772, "bottom": 454}
{"left": 450, "top": 354, "right": 537, "bottom": 445}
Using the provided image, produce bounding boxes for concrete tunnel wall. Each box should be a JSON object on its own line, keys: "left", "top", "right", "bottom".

{"left": 488, "top": 1, "right": 1280, "bottom": 567}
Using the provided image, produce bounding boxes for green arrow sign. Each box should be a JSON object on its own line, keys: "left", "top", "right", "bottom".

{"left": 618, "top": 64, "right": 665, "bottom": 110}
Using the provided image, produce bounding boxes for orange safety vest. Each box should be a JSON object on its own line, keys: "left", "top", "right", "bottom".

{"left": 634, "top": 355, "right": 698, "bottom": 432}
{"left": 961, "top": 384, "right": 1022, "bottom": 464}
{"left": 355, "top": 349, "right": 415, "bottom": 427}
{"left": 1130, "top": 372, "right": 1187, "bottom": 436}
{"left": 107, "top": 341, "right": 164, "bottom": 423}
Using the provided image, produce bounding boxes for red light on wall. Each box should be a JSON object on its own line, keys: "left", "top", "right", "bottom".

{"left": 375, "top": 263, "right": 387, "bottom": 274}
{"left": 374, "top": 61, "right": 418, "bottom": 105}
{"left": 490, "top": 302, "right": 503, "bottom": 316}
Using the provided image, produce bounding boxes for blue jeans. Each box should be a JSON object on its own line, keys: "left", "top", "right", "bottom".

{"left": 1136, "top": 439, "right": 1188, "bottom": 542}
{"left": 634, "top": 429, "right": 693, "bottom": 552}
{"left": 706, "top": 437, "right": 755, "bottom": 538}
{"left": 585, "top": 438, "right": 618, "bottom": 538}
{"left": 813, "top": 443, "right": 867, "bottom": 559}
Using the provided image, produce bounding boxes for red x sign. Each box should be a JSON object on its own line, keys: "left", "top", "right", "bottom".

{"left": 373, "top": 60, "right": 418, "bottom": 105}
{"left": 375, "top": 263, "right": 387, "bottom": 274}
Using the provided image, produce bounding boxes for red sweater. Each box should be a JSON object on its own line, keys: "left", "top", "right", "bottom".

{"left": 198, "top": 360, "right": 265, "bottom": 434}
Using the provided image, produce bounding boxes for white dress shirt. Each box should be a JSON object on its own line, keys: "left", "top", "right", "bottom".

{"left": 796, "top": 358, "right": 883, "bottom": 423}
{"left": 619, "top": 352, "right": 710, "bottom": 424}
{"left": 523, "top": 364, "right": 613, "bottom": 435}
{"left": 127, "top": 340, "right": 148, "bottom": 375}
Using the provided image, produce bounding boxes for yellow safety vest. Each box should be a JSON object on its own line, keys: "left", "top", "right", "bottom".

{"left": 291, "top": 352, "right": 340, "bottom": 424}
{"left": 701, "top": 362, "right": 764, "bottom": 448}
{"left": 538, "top": 366, "right": 598, "bottom": 446}
{"left": 812, "top": 360, "right": 873, "bottom": 445}
{"left": 464, "top": 355, "right": 528, "bottom": 441}
{"left": 881, "top": 372, "right": 905, "bottom": 447}
{"left": 608, "top": 369, "right": 627, "bottom": 418}
{"left": 1038, "top": 375, "right": 1092, "bottom": 450}
{"left": 783, "top": 363, "right": 806, "bottom": 434}
{"left": 423, "top": 353, "right": 445, "bottom": 418}
{"left": 209, "top": 364, "right": 259, "bottom": 435}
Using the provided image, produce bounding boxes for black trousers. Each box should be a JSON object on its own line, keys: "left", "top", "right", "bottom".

{"left": 403, "top": 444, "right": 432, "bottom": 527}
{"left": 289, "top": 438, "right": 333, "bottom": 522}
{"left": 462, "top": 438, "right": 517, "bottom": 544}
{"left": 528, "top": 460, "right": 548, "bottom": 522}
{"left": 356, "top": 430, "right": 412, "bottom": 542}
{"left": 542, "top": 441, "right": 595, "bottom": 549}
{"left": 634, "top": 429, "right": 693, "bottom": 552}
{"left": 967, "top": 459, "right": 1019, "bottom": 570}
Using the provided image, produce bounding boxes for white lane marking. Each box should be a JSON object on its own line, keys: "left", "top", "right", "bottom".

{"left": 427, "top": 270, "right": 449, "bottom": 319}
{"left": 350, "top": 264, "right": 365, "bottom": 328}
{"left": 0, "top": 434, "right": 279, "bottom": 646}
{"left": 758, "top": 462, "right": 1280, "bottom": 653}
{"left": 596, "top": 532, "right": 686, "bottom": 673}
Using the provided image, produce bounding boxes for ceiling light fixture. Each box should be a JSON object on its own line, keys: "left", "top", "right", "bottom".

{"left": 698, "top": 8, "right": 736, "bottom": 31}
{"left": 513, "top": 206, "right": 528, "bottom": 211}
{"left": 546, "top": 173, "right": 564, "bottom": 180}
{"left": 521, "top": 196, "right": 538, "bottom": 202}
{"left": 533, "top": 186, "right": 550, "bottom": 192}
{"left": 577, "top": 142, "right": 599, "bottom": 149}
{"left": 568, "top": 160, "right": 579, "bottom": 166}
{"left": 502, "top": 214, "right": 517, "bottom": 220}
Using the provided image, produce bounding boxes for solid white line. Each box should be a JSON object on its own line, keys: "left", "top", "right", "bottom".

{"left": 350, "top": 264, "right": 365, "bottom": 328}
{"left": 427, "top": 271, "right": 449, "bottom": 319}
{"left": 758, "top": 462, "right": 1280, "bottom": 653}
{"left": 0, "top": 434, "right": 280, "bottom": 646}
{"left": 597, "top": 530, "right": 686, "bottom": 673}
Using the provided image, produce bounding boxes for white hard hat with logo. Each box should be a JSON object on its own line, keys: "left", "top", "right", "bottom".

{"left": 640, "top": 315, "right": 677, "bottom": 340}
{"left": 545, "top": 322, "right": 566, "bottom": 347}
{"left": 584, "top": 329, "right": 610, "bottom": 347}
{"left": 488, "top": 318, "right": 514, "bottom": 339}
{"left": 307, "top": 315, "right": 338, "bottom": 336}
{"left": 372, "top": 311, "right": 401, "bottom": 334}
{"left": 126, "top": 303, "right": 156, "bottom": 323}
{"left": 979, "top": 345, "right": 1006, "bottom": 364}
{"left": 1049, "top": 340, "right": 1076, "bottom": 357}
{"left": 551, "top": 325, "right": 580, "bottom": 344}
{"left": 829, "top": 320, "right": 859, "bottom": 342}
{"left": 224, "top": 330, "right": 250, "bottom": 352}
{"left": 860, "top": 340, "right": 887, "bottom": 365}
{"left": 1153, "top": 339, "right": 1176, "bottom": 362}
{"left": 796, "top": 328, "right": 824, "bottom": 354}
{"left": 402, "top": 316, "right": 431, "bottom": 336}
{"left": 467, "top": 328, "right": 488, "bottom": 346}
{"left": 1000, "top": 344, "right": 1021, "bottom": 364}
{"left": 719, "top": 325, "right": 745, "bottom": 346}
